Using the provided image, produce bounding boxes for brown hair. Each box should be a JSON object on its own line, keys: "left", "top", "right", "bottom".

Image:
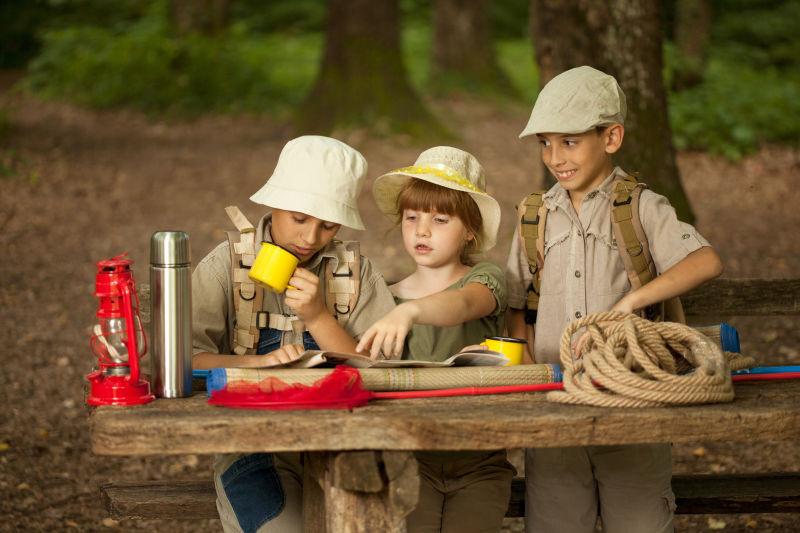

{"left": 396, "top": 178, "right": 483, "bottom": 261}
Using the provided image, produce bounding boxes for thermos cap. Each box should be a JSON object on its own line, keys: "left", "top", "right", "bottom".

{"left": 150, "top": 231, "right": 191, "bottom": 266}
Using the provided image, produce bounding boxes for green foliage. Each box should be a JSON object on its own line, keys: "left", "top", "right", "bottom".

{"left": 669, "top": 61, "right": 800, "bottom": 159}
{"left": 231, "top": 0, "right": 326, "bottom": 34}
{"left": 25, "top": 9, "right": 321, "bottom": 114}
{"left": 496, "top": 39, "right": 538, "bottom": 103}
{"left": 0, "top": 0, "right": 150, "bottom": 68}
{"left": 667, "top": 0, "right": 800, "bottom": 158}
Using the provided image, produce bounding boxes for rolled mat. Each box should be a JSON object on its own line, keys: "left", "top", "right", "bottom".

{"left": 207, "top": 364, "right": 562, "bottom": 395}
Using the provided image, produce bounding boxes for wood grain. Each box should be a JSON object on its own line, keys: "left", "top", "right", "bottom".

{"left": 90, "top": 381, "right": 800, "bottom": 456}
{"left": 102, "top": 473, "right": 800, "bottom": 519}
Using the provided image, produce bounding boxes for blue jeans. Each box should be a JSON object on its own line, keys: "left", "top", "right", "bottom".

{"left": 256, "top": 327, "right": 319, "bottom": 355}
{"left": 216, "top": 326, "right": 316, "bottom": 532}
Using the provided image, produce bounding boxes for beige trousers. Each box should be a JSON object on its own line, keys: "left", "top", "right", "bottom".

{"left": 214, "top": 452, "right": 304, "bottom": 533}
{"left": 407, "top": 450, "right": 516, "bottom": 533}
{"left": 525, "top": 444, "right": 675, "bottom": 533}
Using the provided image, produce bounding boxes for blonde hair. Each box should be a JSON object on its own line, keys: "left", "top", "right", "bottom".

{"left": 396, "top": 178, "right": 483, "bottom": 263}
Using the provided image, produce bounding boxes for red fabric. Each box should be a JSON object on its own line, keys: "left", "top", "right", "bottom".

{"left": 209, "top": 365, "right": 374, "bottom": 410}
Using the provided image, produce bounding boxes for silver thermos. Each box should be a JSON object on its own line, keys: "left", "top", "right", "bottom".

{"left": 150, "top": 231, "right": 193, "bottom": 398}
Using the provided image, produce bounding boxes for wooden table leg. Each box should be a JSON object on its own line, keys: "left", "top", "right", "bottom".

{"left": 303, "top": 450, "right": 419, "bottom": 533}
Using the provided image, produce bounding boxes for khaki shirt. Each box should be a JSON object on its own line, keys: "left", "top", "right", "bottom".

{"left": 192, "top": 213, "right": 396, "bottom": 355}
{"left": 506, "top": 167, "right": 710, "bottom": 365}
{"left": 397, "top": 262, "right": 507, "bottom": 362}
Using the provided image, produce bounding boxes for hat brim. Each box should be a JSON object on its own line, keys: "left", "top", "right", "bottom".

{"left": 372, "top": 171, "right": 500, "bottom": 252}
{"left": 251, "top": 183, "right": 365, "bottom": 230}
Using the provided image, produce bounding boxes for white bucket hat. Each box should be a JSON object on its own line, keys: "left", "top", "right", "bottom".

{"left": 250, "top": 135, "right": 367, "bottom": 230}
{"left": 372, "top": 146, "right": 501, "bottom": 252}
{"left": 519, "top": 65, "right": 627, "bottom": 137}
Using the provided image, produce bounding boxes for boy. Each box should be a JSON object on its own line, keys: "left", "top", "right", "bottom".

{"left": 506, "top": 66, "right": 723, "bottom": 532}
{"left": 192, "top": 135, "right": 396, "bottom": 532}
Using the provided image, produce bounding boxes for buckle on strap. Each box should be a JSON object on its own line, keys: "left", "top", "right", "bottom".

{"left": 256, "top": 311, "right": 269, "bottom": 329}
{"left": 334, "top": 303, "right": 351, "bottom": 315}
{"left": 522, "top": 213, "right": 540, "bottom": 225}
{"left": 332, "top": 267, "right": 353, "bottom": 277}
{"left": 613, "top": 195, "right": 633, "bottom": 207}
{"left": 239, "top": 286, "right": 256, "bottom": 301}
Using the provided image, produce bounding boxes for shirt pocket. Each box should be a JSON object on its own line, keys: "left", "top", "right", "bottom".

{"left": 540, "top": 230, "right": 569, "bottom": 295}
{"left": 586, "top": 231, "right": 630, "bottom": 296}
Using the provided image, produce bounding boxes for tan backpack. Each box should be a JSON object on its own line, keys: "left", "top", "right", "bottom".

{"left": 519, "top": 174, "right": 685, "bottom": 326}
{"left": 224, "top": 206, "right": 361, "bottom": 355}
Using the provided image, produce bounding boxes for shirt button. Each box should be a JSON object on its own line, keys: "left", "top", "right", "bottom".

{"left": 682, "top": 233, "right": 690, "bottom": 240}
{"left": 575, "top": 311, "right": 582, "bottom": 319}
{"left": 587, "top": 191, "right": 597, "bottom": 199}
{"left": 574, "top": 270, "right": 581, "bottom": 278}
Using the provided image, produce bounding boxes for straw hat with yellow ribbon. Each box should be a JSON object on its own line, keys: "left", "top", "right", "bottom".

{"left": 372, "top": 146, "right": 501, "bottom": 252}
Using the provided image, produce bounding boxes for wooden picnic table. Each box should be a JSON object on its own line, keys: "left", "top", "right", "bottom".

{"left": 90, "top": 379, "right": 800, "bottom": 531}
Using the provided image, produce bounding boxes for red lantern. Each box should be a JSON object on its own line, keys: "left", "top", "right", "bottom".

{"left": 86, "top": 254, "right": 154, "bottom": 406}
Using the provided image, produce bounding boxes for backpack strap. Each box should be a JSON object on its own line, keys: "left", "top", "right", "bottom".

{"left": 325, "top": 240, "right": 361, "bottom": 325}
{"left": 225, "top": 205, "right": 265, "bottom": 355}
{"left": 609, "top": 176, "right": 685, "bottom": 323}
{"left": 519, "top": 192, "right": 548, "bottom": 325}
{"left": 610, "top": 176, "right": 655, "bottom": 290}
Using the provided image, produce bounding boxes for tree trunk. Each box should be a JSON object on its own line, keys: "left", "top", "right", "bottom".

{"left": 170, "top": 0, "right": 230, "bottom": 36}
{"left": 296, "top": 0, "right": 448, "bottom": 139}
{"left": 431, "top": 0, "right": 513, "bottom": 94}
{"left": 529, "top": 0, "right": 694, "bottom": 222}
{"left": 672, "top": 0, "right": 712, "bottom": 90}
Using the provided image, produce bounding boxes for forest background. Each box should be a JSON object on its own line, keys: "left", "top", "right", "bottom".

{"left": 1, "top": 0, "right": 799, "bottom": 532}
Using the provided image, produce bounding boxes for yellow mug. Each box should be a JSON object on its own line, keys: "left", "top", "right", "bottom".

{"left": 248, "top": 242, "right": 299, "bottom": 293}
{"left": 484, "top": 336, "right": 527, "bottom": 366}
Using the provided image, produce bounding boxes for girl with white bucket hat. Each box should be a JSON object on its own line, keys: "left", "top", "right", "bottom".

{"left": 357, "top": 146, "right": 514, "bottom": 532}
{"left": 192, "top": 135, "right": 396, "bottom": 533}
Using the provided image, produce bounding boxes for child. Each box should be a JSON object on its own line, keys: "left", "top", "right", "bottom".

{"left": 357, "top": 146, "right": 515, "bottom": 532}
{"left": 506, "top": 66, "right": 724, "bottom": 532}
{"left": 192, "top": 135, "right": 396, "bottom": 533}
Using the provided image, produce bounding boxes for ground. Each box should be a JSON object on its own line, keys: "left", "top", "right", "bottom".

{"left": 1, "top": 77, "right": 799, "bottom": 532}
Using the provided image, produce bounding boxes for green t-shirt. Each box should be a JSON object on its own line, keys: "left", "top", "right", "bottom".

{"left": 396, "top": 262, "right": 507, "bottom": 362}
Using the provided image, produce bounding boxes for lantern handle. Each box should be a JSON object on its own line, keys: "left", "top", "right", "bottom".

{"left": 120, "top": 281, "right": 140, "bottom": 383}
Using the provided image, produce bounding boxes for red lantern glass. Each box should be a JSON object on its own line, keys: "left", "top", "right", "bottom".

{"left": 86, "top": 254, "right": 154, "bottom": 406}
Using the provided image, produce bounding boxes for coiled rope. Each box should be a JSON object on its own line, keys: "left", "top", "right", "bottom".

{"left": 547, "top": 311, "right": 756, "bottom": 408}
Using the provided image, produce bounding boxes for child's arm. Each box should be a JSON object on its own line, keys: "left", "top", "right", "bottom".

{"left": 192, "top": 344, "right": 305, "bottom": 370}
{"left": 356, "top": 282, "right": 496, "bottom": 359}
{"left": 613, "top": 246, "right": 723, "bottom": 314}
{"left": 507, "top": 308, "right": 535, "bottom": 363}
{"left": 284, "top": 267, "right": 359, "bottom": 354}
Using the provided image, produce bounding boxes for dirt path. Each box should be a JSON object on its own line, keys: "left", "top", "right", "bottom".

{"left": 1, "top": 89, "right": 798, "bottom": 532}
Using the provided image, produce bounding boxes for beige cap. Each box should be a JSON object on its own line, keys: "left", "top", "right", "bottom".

{"left": 519, "top": 66, "right": 627, "bottom": 137}
{"left": 250, "top": 136, "right": 367, "bottom": 230}
{"left": 372, "top": 146, "right": 501, "bottom": 252}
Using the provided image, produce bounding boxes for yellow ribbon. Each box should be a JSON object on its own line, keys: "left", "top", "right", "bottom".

{"left": 395, "top": 164, "right": 483, "bottom": 193}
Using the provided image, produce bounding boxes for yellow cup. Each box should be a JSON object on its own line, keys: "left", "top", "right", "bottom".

{"left": 248, "top": 242, "right": 299, "bottom": 293}
{"left": 484, "top": 336, "right": 527, "bottom": 366}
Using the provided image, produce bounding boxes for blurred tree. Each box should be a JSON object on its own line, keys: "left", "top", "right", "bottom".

{"left": 296, "top": 0, "right": 447, "bottom": 138}
{"left": 529, "top": 0, "right": 693, "bottom": 222}
{"left": 171, "top": 0, "right": 231, "bottom": 36}
{"left": 672, "top": 0, "right": 712, "bottom": 90}
{"left": 431, "top": 0, "right": 513, "bottom": 94}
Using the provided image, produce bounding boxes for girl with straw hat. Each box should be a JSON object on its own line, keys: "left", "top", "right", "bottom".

{"left": 357, "top": 146, "right": 515, "bottom": 532}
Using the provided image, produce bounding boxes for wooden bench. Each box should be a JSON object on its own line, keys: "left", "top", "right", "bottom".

{"left": 103, "top": 474, "right": 800, "bottom": 519}
{"left": 98, "top": 278, "right": 800, "bottom": 522}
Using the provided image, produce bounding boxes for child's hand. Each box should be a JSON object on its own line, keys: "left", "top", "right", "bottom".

{"left": 459, "top": 344, "right": 488, "bottom": 353}
{"left": 356, "top": 303, "right": 418, "bottom": 359}
{"left": 284, "top": 268, "right": 326, "bottom": 325}
{"left": 572, "top": 331, "right": 592, "bottom": 358}
{"left": 572, "top": 298, "right": 637, "bottom": 357}
{"left": 611, "top": 294, "right": 636, "bottom": 315}
{"left": 263, "top": 344, "right": 306, "bottom": 366}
